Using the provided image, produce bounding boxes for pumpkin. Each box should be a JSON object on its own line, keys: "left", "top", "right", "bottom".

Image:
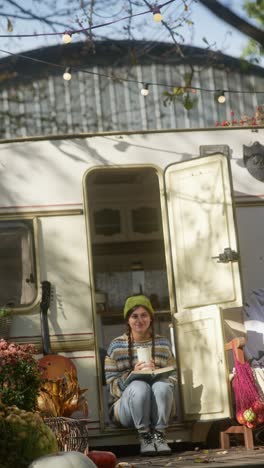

{"left": 29, "top": 451, "right": 97, "bottom": 468}
{"left": 88, "top": 450, "right": 117, "bottom": 468}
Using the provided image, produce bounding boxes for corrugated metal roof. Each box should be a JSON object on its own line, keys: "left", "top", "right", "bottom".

{"left": 0, "top": 40, "right": 263, "bottom": 138}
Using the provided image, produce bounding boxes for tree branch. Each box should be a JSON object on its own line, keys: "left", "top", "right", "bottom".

{"left": 198, "top": 0, "right": 264, "bottom": 46}
{"left": 141, "top": 0, "right": 184, "bottom": 57}
{"left": 2, "top": 0, "right": 76, "bottom": 30}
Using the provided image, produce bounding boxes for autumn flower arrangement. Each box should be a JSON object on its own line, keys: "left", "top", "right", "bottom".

{"left": 0, "top": 403, "right": 58, "bottom": 468}
{"left": 0, "top": 339, "right": 43, "bottom": 411}
{"left": 0, "top": 340, "right": 58, "bottom": 467}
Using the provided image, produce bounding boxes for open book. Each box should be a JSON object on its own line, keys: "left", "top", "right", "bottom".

{"left": 125, "top": 365, "right": 176, "bottom": 386}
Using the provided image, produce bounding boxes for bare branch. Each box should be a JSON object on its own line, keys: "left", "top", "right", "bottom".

{"left": 140, "top": 0, "right": 184, "bottom": 57}
{"left": 1, "top": 0, "right": 76, "bottom": 30}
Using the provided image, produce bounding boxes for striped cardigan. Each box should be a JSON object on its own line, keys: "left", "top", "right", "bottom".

{"left": 104, "top": 333, "right": 176, "bottom": 422}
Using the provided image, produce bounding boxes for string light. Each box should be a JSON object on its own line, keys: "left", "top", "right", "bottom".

{"left": 141, "top": 83, "right": 149, "bottom": 96}
{"left": 0, "top": 47, "right": 263, "bottom": 102}
{"left": 152, "top": 6, "right": 163, "bottom": 22}
{"left": 0, "top": 0, "right": 175, "bottom": 39}
{"left": 63, "top": 67, "right": 72, "bottom": 80}
{"left": 216, "top": 90, "right": 226, "bottom": 104}
{"left": 63, "top": 32, "right": 72, "bottom": 44}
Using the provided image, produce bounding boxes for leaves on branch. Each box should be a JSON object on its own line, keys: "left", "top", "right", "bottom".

{"left": 7, "top": 18, "right": 13, "bottom": 32}
{"left": 163, "top": 87, "right": 198, "bottom": 109}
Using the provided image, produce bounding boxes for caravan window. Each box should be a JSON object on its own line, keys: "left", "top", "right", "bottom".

{"left": 0, "top": 221, "right": 37, "bottom": 308}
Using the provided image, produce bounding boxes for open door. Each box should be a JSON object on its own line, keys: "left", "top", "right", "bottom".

{"left": 164, "top": 153, "right": 242, "bottom": 311}
{"left": 164, "top": 153, "right": 243, "bottom": 422}
{"left": 174, "top": 305, "right": 231, "bottom": 421}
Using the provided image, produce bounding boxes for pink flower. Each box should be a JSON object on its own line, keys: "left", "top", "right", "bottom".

{"left": 215, "top": 106, "right": 261, "bottom": 128}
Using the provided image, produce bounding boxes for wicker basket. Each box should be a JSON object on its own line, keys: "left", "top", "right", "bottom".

{"left": 44, "top": 417, "right": 89, "bottom": 452}
{"left": 0, "top": 315, "right": 11, "bottom": 339}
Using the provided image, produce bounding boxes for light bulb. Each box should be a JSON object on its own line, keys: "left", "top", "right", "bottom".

{"left": 153, "top": 7, "right": 162, "bottom": 22}
{"left": 63, "top": 32, "right": 72, "bottom": 44}
{"left": 141, "top": 84, "right": 149, "bottom": 96}
{"left": 63, "top": 67, "right": 72, "bottom": 81}
{"left": 218, "top": 94, "right": 226, "bottom": 104}
{"left": 216, "top": 91, "right": 226, "bottom": 104}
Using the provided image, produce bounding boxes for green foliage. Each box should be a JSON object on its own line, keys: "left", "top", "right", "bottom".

{"left": 242, "top": 0, "right": 264, "bottom": 60}
{"left": 0, "top": 404, "right": 58, "bottom": 468}
{"left": 242, "top": 39, "right": 263, "bottom": 64}
{"left": 163, "top": 69, "right": 198, "bottom": 109}
{"left": 163, "top": 87, "right": 198, "bottom": 110}
{"left": 243, "top": 0, "right": 264, "bottom": 25}
{"left": 182, "top": 93, "right": 197, "bottom": 110}
{"left": 0, "top": 340, "right": 42, "bottom": 411}
{"left": 0, "top": 309, "right": 10, "bottom": 318}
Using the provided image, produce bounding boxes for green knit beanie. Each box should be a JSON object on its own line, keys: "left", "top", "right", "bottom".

{"left": 123, "top": 295, "right": 154, "bottom": 319}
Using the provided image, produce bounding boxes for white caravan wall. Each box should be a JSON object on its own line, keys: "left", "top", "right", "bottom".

{"left": 0, "top": 129, "right": 263, "bottom": 212}
{"left": 1, "top": 127, "right": 264, "bottom": 304}
{"left": 38, "top": 215, "right": 98, "bottom": 422}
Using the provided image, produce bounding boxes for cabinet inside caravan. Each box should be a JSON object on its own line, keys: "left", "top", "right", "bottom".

{"left": 84, "top": 166, "right": 172, "bottom": 351}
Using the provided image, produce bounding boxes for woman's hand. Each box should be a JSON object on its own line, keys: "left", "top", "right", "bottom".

{"left": 134, "top": 358, "right": 155, "bottom": 371}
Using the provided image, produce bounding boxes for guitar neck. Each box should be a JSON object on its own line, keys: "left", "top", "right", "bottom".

{"left": 40, "top": 309, "right": 52, "bottom": 355}
{"left": 40, "top": 281, "right": 52, "bottom": 355}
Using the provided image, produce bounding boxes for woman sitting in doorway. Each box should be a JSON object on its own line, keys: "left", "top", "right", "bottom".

{"left": 104, "top": 294, "right": 176, "bottom": 456}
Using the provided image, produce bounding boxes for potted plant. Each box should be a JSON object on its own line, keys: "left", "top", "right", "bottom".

{"left": 0, "top": 403, "right": 58, "bottom": 468}
{"left": 0, "top": 339, "right": 43, "bottom": 411}
{"left": 0, "top": 340, "right": 58, "bottom": 467}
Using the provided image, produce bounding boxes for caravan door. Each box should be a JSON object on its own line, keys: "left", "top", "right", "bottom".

{"left": 164, "top": 153, "right": 243, "bottom": 421}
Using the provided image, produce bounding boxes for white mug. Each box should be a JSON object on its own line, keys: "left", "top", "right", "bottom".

{"left": 137, "top": 347, "right": 151, "bottom": 364}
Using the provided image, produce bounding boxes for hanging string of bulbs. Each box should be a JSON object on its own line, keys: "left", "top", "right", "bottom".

{"left": 0, "top": 0, "right": 262, "bottom": 104}
{"left": 0, "top": 1, "right": 168, "bottom": 40}
{"left": 62, "top": 4, "right": 164, "bottom": 43}
{"left": 0, "top": 45, "right": 263, "bottom": 105}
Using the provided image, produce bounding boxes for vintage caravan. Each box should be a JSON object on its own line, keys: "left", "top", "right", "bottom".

{"left": 1, "top": 126, "right": 264, "bottom": 447}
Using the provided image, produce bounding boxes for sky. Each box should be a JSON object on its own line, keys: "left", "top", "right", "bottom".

{"left": 0, "top": 0, "right": 262, "bottom": 66}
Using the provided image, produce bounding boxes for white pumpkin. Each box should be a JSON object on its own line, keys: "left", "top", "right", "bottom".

{"left": 29, "top": 451, "right": 97, "bottom": 468}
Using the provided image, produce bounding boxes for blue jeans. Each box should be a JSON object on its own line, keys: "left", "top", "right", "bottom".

{"left": 118, "top": 380, "right": 174, "bottom": 432}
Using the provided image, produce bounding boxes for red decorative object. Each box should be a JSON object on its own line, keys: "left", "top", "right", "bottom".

{"left": 252, "top": 400, "right": 264, "bottom": 414}
{"left": 215, "top": 106, "right": 264, "bottom": 128}
{"left": 232, "top": 344, "right": 264, "bottom": 428}
{"left": 256, "top": 413, "right": 264, "bottom": 425}
{"left": 87, "top": 450, "right": 117, "bottom": 468}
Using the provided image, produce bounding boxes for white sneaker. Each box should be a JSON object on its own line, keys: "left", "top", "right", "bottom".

{"left": 154, "top": 430, "right": 172, "bottom": 455}
{"left": 138, "top": 431, "right": 157, "bottom": 456}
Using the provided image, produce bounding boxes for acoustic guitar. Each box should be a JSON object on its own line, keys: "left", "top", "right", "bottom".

{"left": 38, "top": 280, "right": 77, "bottom": 380}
